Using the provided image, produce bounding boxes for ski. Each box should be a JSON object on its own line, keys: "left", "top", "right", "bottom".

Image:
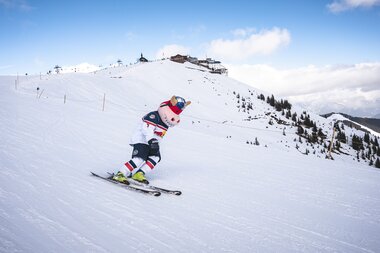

{"left": 129, "top": 180, "right": 182, "bottom": 196}
{"left": 91, "top": 172, "right": 161, "bottom": 197}
{"left": 107, "top": 172, "right": 182, "bottom": 195}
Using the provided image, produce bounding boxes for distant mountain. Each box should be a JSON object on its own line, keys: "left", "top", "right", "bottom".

{"left": 322, "top": 112, "right": 380, "bottom": 134}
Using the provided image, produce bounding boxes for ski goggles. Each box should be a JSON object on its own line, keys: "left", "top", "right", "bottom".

{"left": 175, "top": 96, "right": 187, "bottom": 109}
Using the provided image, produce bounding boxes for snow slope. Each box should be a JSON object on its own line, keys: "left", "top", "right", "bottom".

{"left": 1, "top": 60, "right": 380, "bottom": 252}
{"left": 327, "top": 113, "right": 380, "bottom": 138}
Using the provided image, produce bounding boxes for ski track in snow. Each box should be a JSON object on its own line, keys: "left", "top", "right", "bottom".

{"left": 1, "top": 61, "right": 380, "bottom": 252}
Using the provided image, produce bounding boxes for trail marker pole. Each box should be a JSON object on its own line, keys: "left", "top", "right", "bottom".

{"left": 102, "top": 93, "right": 106, "bottom": 111}
{"left": 327, "top": 127, "right": 336, "bottom": 160}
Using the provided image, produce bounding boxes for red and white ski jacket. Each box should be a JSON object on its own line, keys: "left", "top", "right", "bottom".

{"left": 130, "top": 111, "right": 169, "bottom": 145}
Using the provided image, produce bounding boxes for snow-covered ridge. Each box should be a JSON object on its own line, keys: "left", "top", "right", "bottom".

{"left": 1, "top": 60, "right": 380, "bottom": 252}
{"left": 59, "top": 62, "right": 102, "bottom": 73}
{"left": 327, "top": 113, "right": 349, "bottom": 122}
{"left": 327, "top": 113, "right": 380, "bottom": 137}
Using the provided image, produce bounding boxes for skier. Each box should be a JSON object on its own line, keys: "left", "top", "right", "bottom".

{"left": 113, "top": 96, "right": 191, "bottom": 184}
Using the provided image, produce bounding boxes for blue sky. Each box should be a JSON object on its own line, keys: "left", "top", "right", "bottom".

{"left": 1, "top": 0, "right": 380, "bottom": 117}
{"left": 1, "top": 0, "right": 379, "bottom": 72}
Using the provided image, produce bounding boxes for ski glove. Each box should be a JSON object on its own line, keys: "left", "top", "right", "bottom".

{"left": 148, "top": 138, "right": 159, "bottom": 152}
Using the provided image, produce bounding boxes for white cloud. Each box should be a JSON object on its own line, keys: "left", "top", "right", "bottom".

{"left": 327, "top": 0, "right": 380, "bottom": 13}
{"left": 207, "top": 27, "right": 291, "bottom": 62}
{"left": 227, "top": 62, "right": 380, "bottom": 117}
{"left": 231, "top": 27, "right": 256, "bottom": 37}
{"left": 155, "top": 44, "right": 190, "bottom": 59}
{"left": 288, "top": 88, "right": 380, "bottom": 117}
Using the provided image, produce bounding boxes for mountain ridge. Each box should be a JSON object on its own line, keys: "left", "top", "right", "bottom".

{"left": 322, "top": 112, "right": 380, "bottom": 134}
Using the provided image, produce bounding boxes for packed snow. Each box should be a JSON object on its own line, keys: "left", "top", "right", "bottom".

{"left": 1, "top": 60, "right": 380, "bottom": 253}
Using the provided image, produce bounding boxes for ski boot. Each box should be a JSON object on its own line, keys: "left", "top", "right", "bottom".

{"left": 112, "top": 171, "right": 130, "bottom": 185}
{"left": 132, "top": 171, "right": 149, "bottom": 184}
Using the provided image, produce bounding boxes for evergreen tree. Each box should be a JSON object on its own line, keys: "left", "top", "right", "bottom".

{"left": 335, "top": 141, "right": 341, "bottom": 151}
{"left": 375, "top": 158, "right": 380, "bottom": 169}
{"left": 318, "top": 128, "right": 325, "bottom": 138}
{"left": 275, "top": 101, "right": 282, "bottom": 111}
{"left": 292, "top": 112, "right": 297, "bottom": 122}
{"left": 310, "top": 132, "right": 318, "bottom": 143}
{"left": 286, "top": 110, "right": 291, "bottom": 119}
{"left": 364, "top": 133, "right": 370, "bottom": 144}
{"left": 374, "top": 137, "right": 379, "bottom": 147}
{"left": 304, "top": 115, "right": 311, "bottom": 127}
{"left": 283, "top": 99, "right": 292, "bottom": 110}
{"left": 297, "top": 126, "right": 304, "bottom": 135}
{"left": 336, "top": 131, "right": 347, "bottom": 143}
{"left": 352, "top": 134, "right": 363, "bottom": 151}
{"left": 269, "top": 95, "right": 275, "bottom": 106}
